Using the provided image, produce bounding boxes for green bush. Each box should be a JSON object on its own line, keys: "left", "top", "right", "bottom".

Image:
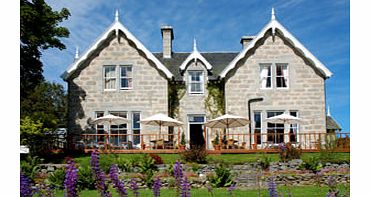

{"left": 299, "top": 157, "right": 322, "bottom": 173}
{"left": 180, "top": 145, "right": 208, "bottom": 164}
{"left": 116, "top": 158, "right": 134, "bottom": 172}
{"left": 258, "top": 154, "right": 272, "bottom": 170}
{"left": 99, "top": 154, "right": 118, "bottom": 173}
{"left": 47, "top": 168, "right": 66, "bottom": 190}
{"left": 21, "top": 155, "right": 42, "bottom": 180}
{"left": 138, "top": 154, "right": 157, "bottom": 187}
{"left": 209, "top": 164, "right": 234, "bottom": 187}
{"left": 77, "top": 166, "right": 95, "bottom": 190}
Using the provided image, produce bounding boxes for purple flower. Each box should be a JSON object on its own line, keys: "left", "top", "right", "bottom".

{"left": 227, "top": 183, "right": 236, "bottom": 196}
{"left": 152, "top": 176, "right": 161, "bottom": 197}
{"left": 64, "top": 159, "right": 78, "bottom": 197}
{"left": 130, "top": 178, "right": 140, "bottom": 197}
{"left": 109, "top": 164, "right": 127, "bottom": 197}
{"left": 326, "top": 175, "right": 338, "bottom": 197}
{"left": 20, "top": 172, "right": 34, "bottom": 197}
{"left": 180, "top": 177, "right": 191, "bottom": 197}
{"left": 174, "top": 160, "right": 184, "bottom": 189}
{"left": 90, "top": 150, "right": 112, "bottom": 197}
{"left": 268, "top": 177, "right": 278, "bottom": 197}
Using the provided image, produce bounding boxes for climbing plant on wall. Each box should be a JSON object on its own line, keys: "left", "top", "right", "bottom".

{"left": 205, "top": 81, "right": 225, "bottom": 119}
{"left": 168, "top": 82, "right": 186, "bottom": 119}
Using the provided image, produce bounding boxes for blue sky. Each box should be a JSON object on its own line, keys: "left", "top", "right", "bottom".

{"left": 42, "top": 0, "right": 350, "bottom": 132}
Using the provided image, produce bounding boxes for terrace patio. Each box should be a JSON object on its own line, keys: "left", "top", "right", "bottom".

{"left": 63, "top": 131, "right": 350, "bottom": 154}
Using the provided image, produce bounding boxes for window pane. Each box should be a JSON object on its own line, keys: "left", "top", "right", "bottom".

{"left": 132, "top": 112, "right": 140, "bottom": 129}
{"left": 121, "top": 78, "right": 128, "bottom": 88}
{"left": 267, "top": 111, "right": 284, "bottom": 143}
{"left": 189, "top": 116, "right": 204, "bottom": 123}
{"left": 260, "top": 65, "right": 271, "bottom": 88}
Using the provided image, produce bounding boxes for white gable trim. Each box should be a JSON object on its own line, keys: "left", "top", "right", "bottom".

{"left": 220, "top": 19, "right": 333, "bottom": 79}
{"left": 62, "top": 20, "right": 173, "bottom": 80}
{"left": 179, "top": 40, "right": 212, "bottom": 71}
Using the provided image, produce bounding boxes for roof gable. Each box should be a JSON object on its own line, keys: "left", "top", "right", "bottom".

{"left": 220, "top": 9, "right": 333, "bottom": 79}
{"left": 179, "top": 39, "right": 213, "bottom": 71}
{"left": 61, "top": 12, "right": 173, "bottom": 80}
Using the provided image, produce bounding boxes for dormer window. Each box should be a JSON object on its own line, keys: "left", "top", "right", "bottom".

{"left": 188, "top": 70, "right": 204, "bottom": 94}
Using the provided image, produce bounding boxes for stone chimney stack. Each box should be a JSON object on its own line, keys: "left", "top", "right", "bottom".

{"left": 161, "top": 25, "right": 174, "bottom": 58}
{"left": 240, "top": 36, "right": 255, "bottom": 49}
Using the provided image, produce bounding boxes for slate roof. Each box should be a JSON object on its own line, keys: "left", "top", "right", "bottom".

{"left": 153, "top": 52, "right": 239, "bottom": 81}
{"left": 326, "top": 116, "right": 342, "bottom": 131}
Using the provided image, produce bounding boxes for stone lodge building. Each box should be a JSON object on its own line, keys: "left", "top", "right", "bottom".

{"left": 62, "top": 9, "right": 334, "bottom": 149}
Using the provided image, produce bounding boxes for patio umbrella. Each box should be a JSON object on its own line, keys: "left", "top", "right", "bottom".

{"left": 139, "top": 113, "right": 183, "bottom": 135}
{"left": 91, "top": 114, "right": 130, "bottom": 144}
{"left": 205, "top": 114, "right": 250, "bottom": 135}
{"left": 265, "top": 113, "right": 301, "bottom": 144}
{"left": 265, "top": 113, "right": 301, "bottom": 124}
{"left": 205, "top": 114, "right": 250, "bottom": 129}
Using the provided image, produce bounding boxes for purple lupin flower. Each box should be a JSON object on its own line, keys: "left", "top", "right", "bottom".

{"left": 109, "top": 164, "right": 128, "bottom": 197}
{"left": 326, "top": 175, "right": 338, "bottom": 197}
{"left": 180, "top": 177, "right": 191, "bottom": 197}
{"left": 268, "top": 176, "right": 278, "bottom": 197}
{"left": 20, "top": 172, "right": 34, "bottom": 197}
{"left": 64, "top": 159, "right": 78, "bottom": 197}
{"left": 90, "top": 150, "right": 112, "bottom": 197}
{"left": 130, "top": 178, "right": 140, "bottom": 197}
{"left": 174, "top": 160, "right": 184, "bottom": 190}
{"left": 227, "top": 183, "right": 237, "bottom": 196}
{"left": 152, "top": 176, "right": 161, "bottom": 197}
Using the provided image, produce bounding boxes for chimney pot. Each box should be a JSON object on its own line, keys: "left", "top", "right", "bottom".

{"left": 240, "top": 36, "right": 255, "bottom": 49}
{"left": 161, "top": 25, "right": 174, "bottom": 58}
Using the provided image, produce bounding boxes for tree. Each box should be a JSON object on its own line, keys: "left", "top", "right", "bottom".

{"left": 21, "top": 81, "right": 67, "bottom": 130}
{"left": 20, "top": 0, "right": 70, "bottom": 98}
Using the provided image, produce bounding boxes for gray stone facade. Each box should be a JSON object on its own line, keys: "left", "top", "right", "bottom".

{"left": 67, "top": 34, "right": 168, "bottom": 144}
{"left": 224, "top": 33, "right": 326, "bottom": 145}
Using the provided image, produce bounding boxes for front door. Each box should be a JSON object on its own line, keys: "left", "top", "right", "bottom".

{"left": 188, "top": 115, "right": 205, "bottom": 148}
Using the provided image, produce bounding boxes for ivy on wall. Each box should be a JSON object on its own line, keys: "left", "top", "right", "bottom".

{"left": 205, "top": 81, "right": 225, "bottom": 119}
{"left": 168, "top": 82, "right": 186, "bottom": 119}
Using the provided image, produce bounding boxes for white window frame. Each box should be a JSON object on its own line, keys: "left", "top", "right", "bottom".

{"left": 188, "top": 70, "right": 204, "bottom": 94}
{"left": 109, "top": 111, "right": 128, "bottom": 145}
{"left": 120, "top": 65, "right": 133, "bottom": 90}
{"left": 103, "top": 65, "right": 117, "bottom": 91}
{"left": 276, "top": 64, "right": 289, "bottom": 89}
{"left": 260, "top": 64, "right": 272, "bottom": 89}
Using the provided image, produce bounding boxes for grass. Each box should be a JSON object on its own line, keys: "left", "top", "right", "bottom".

{"left": 54, "top": 185, "right": 343, "bottom": 197}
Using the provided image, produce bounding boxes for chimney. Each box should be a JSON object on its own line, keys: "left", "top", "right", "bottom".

{"left": 161, "top": 25, "right": 174, "bottom": 58}
{"left": 240, "top": 36, "right": 255, "bottom": 49}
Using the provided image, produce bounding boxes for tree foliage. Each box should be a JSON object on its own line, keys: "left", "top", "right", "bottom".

{"left": 20, "top": 0, "right": 70, "bottom": 98}
{"left": 21, "top": 81, "right": 67, "bottom": 130}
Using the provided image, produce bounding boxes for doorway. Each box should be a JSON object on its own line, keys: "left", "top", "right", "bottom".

{"left": 188, "top": 115, "right": 205, "bottom": 148}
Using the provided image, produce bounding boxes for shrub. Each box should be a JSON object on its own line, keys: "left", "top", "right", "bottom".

{"left": 258, "top": 154, "right": 272, "bottom": 170}
{"left": 149, "top": 154, "right": 164, "bottom": 164}
{"left": 180, "top": 132, "right": 186, "bottom": 145}
{"left": 278, "top": 142, "right": 302, "bottom": 162}
{"left": 47, "top": 168, "right": 66, "bottom": 190}
{"left": 138, "top": 154, "right": 158, "bottom": 187}
{"left": 116, "top": 158, "right": 134, "bottom": 172}
{"left": 209, "top": 164, "right": 234, "bottom": 187}
{"left": 77, "top": 166, "right": 95, "bottom": 190}
{"left": 21, "top": 155, "right": 41, "bottom": 180}
{"left": 180, "top": 145, "right": 208, "bottom": 164}
{"left": 299, "top": 157, "right": 322, "bottom": 173}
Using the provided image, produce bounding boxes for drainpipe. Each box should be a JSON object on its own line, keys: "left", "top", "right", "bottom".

{"left": 248, "top": 98, "right": 264, "bottom": 149}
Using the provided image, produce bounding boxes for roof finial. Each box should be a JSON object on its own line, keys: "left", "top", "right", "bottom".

{"left": 193, "top": 37, "right": 197, "bottom": 51}
{"left": 271, "top": 7, "right": 276, "bottom": 20}
{"left": 327, "top": 105, "right": 331, "bottom": 116}
{"left": 74, "top": 46, "right": 79, "bottom": 61}
{"left": 115, "top": 9, "right": 119, "bottom": 22}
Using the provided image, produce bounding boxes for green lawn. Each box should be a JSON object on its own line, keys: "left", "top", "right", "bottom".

{"left": 54, "top": 185, "right": 344, "bottom": 197}
{"left": 65, "top": 152, "right": 349, "bottom": 167}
